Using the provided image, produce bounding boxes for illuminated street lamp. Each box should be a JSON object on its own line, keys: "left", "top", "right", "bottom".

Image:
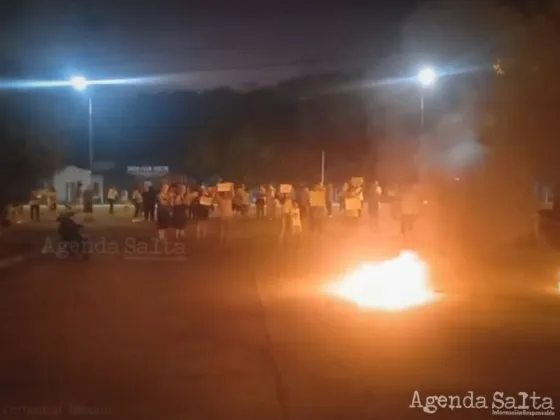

{"left": 70, "top": 76, "right": 93, "bottom": 171}
{"left": 417, "top": 67, "right": 437, "bottom": 130}
{"left": 70, "top": 76, "right": 88, "bottom": 91}
{"left": 418, "top": 67, "right": 436, "bottom": 87}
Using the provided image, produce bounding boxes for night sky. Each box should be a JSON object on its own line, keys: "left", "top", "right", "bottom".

{"left": 5, "top": 0, "right": 422, "bottom": 90}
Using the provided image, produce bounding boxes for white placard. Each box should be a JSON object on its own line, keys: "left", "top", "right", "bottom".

{"left": 217, "top": 182, "right": 233, "bottom": 192}
{"left": 351, "top": 177, "right": 364, "bottom": 187}
{"left": 280, "top": 184, "right": 292, "bottom": 194}
{"left": 345, "top": 197, "right": 361, "bottom": 211}
{"left": 309, "top": 190, "right": 326, "bottom": 207}
{"left": 199, "top": 196, "right": 213, "bottom": 206}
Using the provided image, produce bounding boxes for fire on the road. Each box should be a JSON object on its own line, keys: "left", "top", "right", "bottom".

{"left": 322, "top": 251, "right": 437, "bottom": 311}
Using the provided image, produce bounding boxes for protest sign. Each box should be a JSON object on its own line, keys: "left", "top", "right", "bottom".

{"left": 310, "top": 190, "right": 326, "bottom": 207}
{"left": 351, "top": 177, "right": 364, "bottom": 187}
{"left": 280, "top": 184, "right": 292, "bottom": 194}
{"left": 200, "top": 196, "right": 213, "bottom": 206}
{"left": 345, "top": 197, "right": 361, "bottom": 211}
{"left": 217, "top": 182, "right": 233, "bottom": 192}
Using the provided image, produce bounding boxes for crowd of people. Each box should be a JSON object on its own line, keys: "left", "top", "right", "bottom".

{"left": 9, "top": 178, "right": 423, "bottom": 244}
{"left": 119, "top": 178, "right": 421, "bottom": 242}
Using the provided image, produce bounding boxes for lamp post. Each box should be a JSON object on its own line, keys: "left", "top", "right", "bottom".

{"left": 70, "top": 76, "right": 93, "bottom": 171}
{"left": 417, "top": 67, "right": 437, "bottom": 131}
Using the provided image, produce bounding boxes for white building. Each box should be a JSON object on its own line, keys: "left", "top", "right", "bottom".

{"left": 44, "top": 165, "right": 104, "bottom": 203}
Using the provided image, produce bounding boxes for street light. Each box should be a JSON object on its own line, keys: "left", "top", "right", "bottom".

{"left": 70, "top": 76, "right": 88, "bottom": 91}
{"left": 418, "top": 67, "right": 436, "bottom": 87}
{"left": 417, "top": 67, "right": 437, "bottom": 131}
{"left": 70, "top": 76, "right": 93, "bottom": 171}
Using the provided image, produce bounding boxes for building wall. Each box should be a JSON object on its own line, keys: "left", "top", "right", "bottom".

{"left": 51, "top": 166, "right": 92, "bottom": 203}
{"left": 91, "top": 174, "right": 104, "bottom": 203}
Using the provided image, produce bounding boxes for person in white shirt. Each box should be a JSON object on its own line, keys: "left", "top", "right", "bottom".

{"left": 291, "top": 202, "right": 302, "bottom": 234}
{"left": 241, "top": 186, "right": 251, "bottom": 216}
{"left": 131, "top": 187, "right": 143, "bottom": 222}
{"left": 107, "top": 187, "right": 118, "bottom": 214}
{"left": 215, "top": 190, "right": 233, "bottom": 243}
{"left": 156, "top": 184, "right": 172, "bottom": 240}
{"left": 278, "top": 193, "right": 293, "bottom": 244}
{"left": 367, "top": 181, "right": 382, "bottom": 231}
{"left": 255, "top": 185, "right": 266, "bottom": 219}
{"left": 400, "top": 182, "right": 421, "bottom": 242}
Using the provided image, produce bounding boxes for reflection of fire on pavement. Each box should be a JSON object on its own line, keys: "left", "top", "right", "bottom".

{"left": 322, "top": 251, "right": 437, "bottom": 311}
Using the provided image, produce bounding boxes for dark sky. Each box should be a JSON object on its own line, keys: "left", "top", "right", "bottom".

{"left": 4, "top": 0, "right": 422, "bottom": 90}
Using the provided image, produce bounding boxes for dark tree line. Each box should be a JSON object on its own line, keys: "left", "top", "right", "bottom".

{"left": 26, "top": 73, "right": 376, "bottom": 185}
{"left": 0, "top": 1, "right": 65, "bottom": 215}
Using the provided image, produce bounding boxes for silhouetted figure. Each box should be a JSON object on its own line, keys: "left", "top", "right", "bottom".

{"left": 142, "top": 186, "right": 156, "bottom": 221}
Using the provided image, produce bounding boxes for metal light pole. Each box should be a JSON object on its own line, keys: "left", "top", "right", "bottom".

{"left": 420, "top": 92, "right": 425, "bottom": 130}
{"left": 417, "top": 67, "right": 437, "bottom": 132}
{"left": 70, "top": 76, "right": 93, "bottom": 171}
{"left": 88, "top": 96, "right": 93, "bottom": 171}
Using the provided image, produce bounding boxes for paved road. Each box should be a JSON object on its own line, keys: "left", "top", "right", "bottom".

{"left": 1, "top": 228, "right": 559, "bottom": 419}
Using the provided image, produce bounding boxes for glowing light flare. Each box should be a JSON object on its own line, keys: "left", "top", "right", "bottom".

{"left": 322, "top": 251, "right": 437, "bottom": 311}
{"left": 0, "top": 76, "right": 166, "bottom": 91}
{"left": 70, "top": 76, "right": 88, "bottom": 91}
{"left": 418, "top": 67, "right": 437, "bottom": 86}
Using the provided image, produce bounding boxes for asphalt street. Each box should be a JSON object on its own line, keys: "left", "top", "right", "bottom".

{"left": 1, "top": 221, "right": 559, "bottom": 419}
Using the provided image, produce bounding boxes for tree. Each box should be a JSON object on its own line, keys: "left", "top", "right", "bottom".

{"left": 0, "top": 1, "right": 65, "bottom": 217}
{"left": 0, "top": 87, "right": 65, "bottom": 215}
{"left": 184, "top": 74, "right": 372, "bottom": 184}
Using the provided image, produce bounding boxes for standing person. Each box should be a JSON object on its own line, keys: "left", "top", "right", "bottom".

{"left": 186, "top": 186, "right": 198, "bottom": 220}
{"left": 309, "top": 183, "right": 326, "bottom": 233}
{"left": 156, "top": 184, "right": 172, "bottom": 241}
{"left": 278, "top": 192, "right": 293, "bottom": 244}
{"left": 131, "top": 186, "right": 143, "bottom": 222}
{"left": 266, "top": 185, "right": 277, "bottom": 220}
{"left": 367, "top": 181, "right": 382, "bottom": 231}
{"left": 356, "top": 183, "right": 364, "bottom": 218}
{"left": 233, "top": 185, "right": 244, "bottom": 215}
{"left": 255, "top": 185, "right": 266, "bottom": 219}
{"left": 241, "top": 185, "right": 250, "bottom": 216}
{"left": 339, "top": 182, "right": 349, "bottom": 213}
{"left": 400, "top": 182, "right": 421, "bottom": 245}
{"left": 215, "top": 190, "right": 233, "bottom": 243}
{"left": 326, "top": 183, "right": 334, "bottom": 218}
{"left": 291, "top": 202, "right": 302, "bottom": 234}
{"left": 107, "top": 186, "right": 118, "bottom": 215}
{"left": 193, "top": 188, "right": 211, "bottom": 240}
{"left": 142, "top": 185, "right": 156, "bottom": 222}
{"left": 75, "top": 181, "right": 83, "bottom": 209}
{"left": 29, "top": 189, "right": 41, "bottom": 221}
{"left": 48, "top": 187, "right": 57, "bottom": 212}
{"left": 83, "top": 185, "right": 94, "bottom": 222}
{"left": 296, "top": 186, "right": 310, "bottom": 221}
{"left": 172, "top": 184, "right": 188, "bottom": 238}
{"left": 345, "top": 185, "right": 360, "bottom": 219}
